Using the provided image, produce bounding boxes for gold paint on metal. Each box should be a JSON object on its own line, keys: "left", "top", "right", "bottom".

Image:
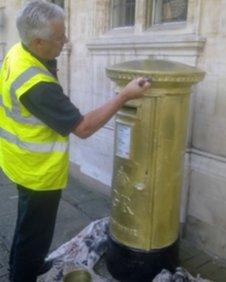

{"left": 107, "top": 59, "right": 205, "bottom": 251}
{"left": 63, "top": 269, "right": 92, "bottom": 282}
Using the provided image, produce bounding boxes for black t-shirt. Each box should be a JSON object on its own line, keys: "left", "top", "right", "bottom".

{"left": 20, "top": 82, "right": 83, "bottom": 136}
{"left": 19, "top": 48, "right": 83, "bottom": 137}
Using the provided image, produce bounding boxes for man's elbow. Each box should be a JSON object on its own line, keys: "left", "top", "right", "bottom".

{"left": 75, "top": 131, "right": 91, "bottom": 139}
{"left": 72, "top": 126, "right": 92, "bottom": 139}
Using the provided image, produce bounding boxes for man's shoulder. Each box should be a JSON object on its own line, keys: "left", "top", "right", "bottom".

{"left": 6, "top": 42, "right": 22, "bottom": 56}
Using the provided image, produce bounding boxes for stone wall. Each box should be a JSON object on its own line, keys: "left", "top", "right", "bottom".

{"left": 68, "top": 0, "right": 113, "bottom": 185}
{"left": 186, "top": 0, "right": 226, "bottom": 261}
{"left": 0, "top": 0, "right": 21, "bottom": 57}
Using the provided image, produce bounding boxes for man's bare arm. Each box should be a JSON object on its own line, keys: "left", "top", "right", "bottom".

{"left": 73, "top": 77, "right": 151, "bottom": 139}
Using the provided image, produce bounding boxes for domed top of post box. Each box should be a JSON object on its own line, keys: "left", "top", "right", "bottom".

{"left": 106, "top": 59, "right": 205, "bottom": 85}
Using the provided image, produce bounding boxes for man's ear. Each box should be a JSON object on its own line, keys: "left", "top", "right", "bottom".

{"left": 34, "top": 38, "right": 43, "bottom": 45}
{"left": 33, "top": 38, "right": 43, "bottom": 47}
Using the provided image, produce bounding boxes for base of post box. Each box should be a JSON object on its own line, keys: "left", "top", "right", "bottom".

{"left": 106, "top": 234, "right": 179, "bottom": 282}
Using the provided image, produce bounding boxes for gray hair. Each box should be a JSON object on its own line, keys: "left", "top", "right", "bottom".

{"left": 16, "top": 0, "right": 65, "bottom": 45}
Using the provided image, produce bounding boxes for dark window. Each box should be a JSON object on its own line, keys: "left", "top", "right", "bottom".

{"left": 110, "top": 0, "right": 135, "bottom": 28}
{"left": 154, "top": 0, "right": 188, "bottom": 24}
{"left": 50, "top": 0, "right": 64, "bottom": 9}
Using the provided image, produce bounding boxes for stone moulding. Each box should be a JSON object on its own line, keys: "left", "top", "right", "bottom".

{"left": 87, "top": 34, "right": 206, "bottom": 57}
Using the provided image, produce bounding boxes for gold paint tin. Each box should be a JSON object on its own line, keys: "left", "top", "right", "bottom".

{"left": 63, "top": 269, "right": 92, "bottom": 282}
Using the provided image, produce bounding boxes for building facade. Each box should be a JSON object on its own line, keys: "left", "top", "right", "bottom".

{"left": 1, "top": 0, "right": 226, "bottom": 261}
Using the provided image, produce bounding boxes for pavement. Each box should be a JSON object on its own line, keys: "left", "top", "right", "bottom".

{"left": 0, "top": 166, "right": 226, "bottom": 282}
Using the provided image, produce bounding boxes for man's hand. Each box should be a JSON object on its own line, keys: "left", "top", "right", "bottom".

{"left": 120, "top": 77, "right": 151, "bottom": 102}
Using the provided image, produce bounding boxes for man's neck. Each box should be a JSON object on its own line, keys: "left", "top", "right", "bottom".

{"left": 21, "top": 42, "right": 57, "bottom": 77}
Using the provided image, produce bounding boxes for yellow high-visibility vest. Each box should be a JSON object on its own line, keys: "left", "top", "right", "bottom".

{"left": 0, "top": 43, "right": 69, "bottom": 190}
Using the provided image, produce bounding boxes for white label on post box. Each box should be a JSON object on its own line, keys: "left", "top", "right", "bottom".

{"left": 116, "top": 123, "right": 131, "bottom": 159}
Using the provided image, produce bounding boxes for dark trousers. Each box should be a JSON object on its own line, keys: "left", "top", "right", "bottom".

{"left": 9, "top": 184, "right": 62, "bottom": 282}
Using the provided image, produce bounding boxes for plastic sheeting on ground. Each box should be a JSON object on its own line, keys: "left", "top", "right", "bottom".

{"left": 37, "top": 217, "right": 212, "bottom": 282}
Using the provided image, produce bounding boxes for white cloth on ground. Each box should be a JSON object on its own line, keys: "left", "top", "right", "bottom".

{"left": 37, "top": 217, "right": 212, "bottom": 282}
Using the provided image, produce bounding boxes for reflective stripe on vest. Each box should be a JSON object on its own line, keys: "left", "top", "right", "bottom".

{"left": 3, "top": 66, "right": 55, "bottom": 125}
{"left": 0, "top": 127, "right": 68, "bottom": 153}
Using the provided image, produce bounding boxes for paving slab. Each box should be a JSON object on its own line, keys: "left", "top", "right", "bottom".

{"left": 0, "top": 274, "right": 10, "bottom": 282}
{"left": 0, "top": 213, "right": 16, "bottom": 251}
{"left": 207, "top": 266, "right": 226, "bottom": 282}
{"left": 51, "top": 199, "right": 92, "bottom": 251}
{"left": 0, "top": 241, "right": 9, "bottom": 277}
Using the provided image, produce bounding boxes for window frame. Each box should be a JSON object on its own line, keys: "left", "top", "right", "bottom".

{"left": 107, "top": 0, "right": 196, "bottom": 35}
{"left": 151, "top": 0, "right": 188, "bottom": 26}
{"left": 49, "top": 0, "right": 65, "bottom": 9}
{"left": 109, "top": 0, "right": 136, "bottom": 29}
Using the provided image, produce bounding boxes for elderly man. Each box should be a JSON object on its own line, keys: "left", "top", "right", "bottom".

{"left": 0, "top": 1, "right": 150, "bottom": 281}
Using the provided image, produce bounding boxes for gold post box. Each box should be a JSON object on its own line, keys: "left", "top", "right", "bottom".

{"left": 106, "top": 60, "right": 205, "bottom": 281}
